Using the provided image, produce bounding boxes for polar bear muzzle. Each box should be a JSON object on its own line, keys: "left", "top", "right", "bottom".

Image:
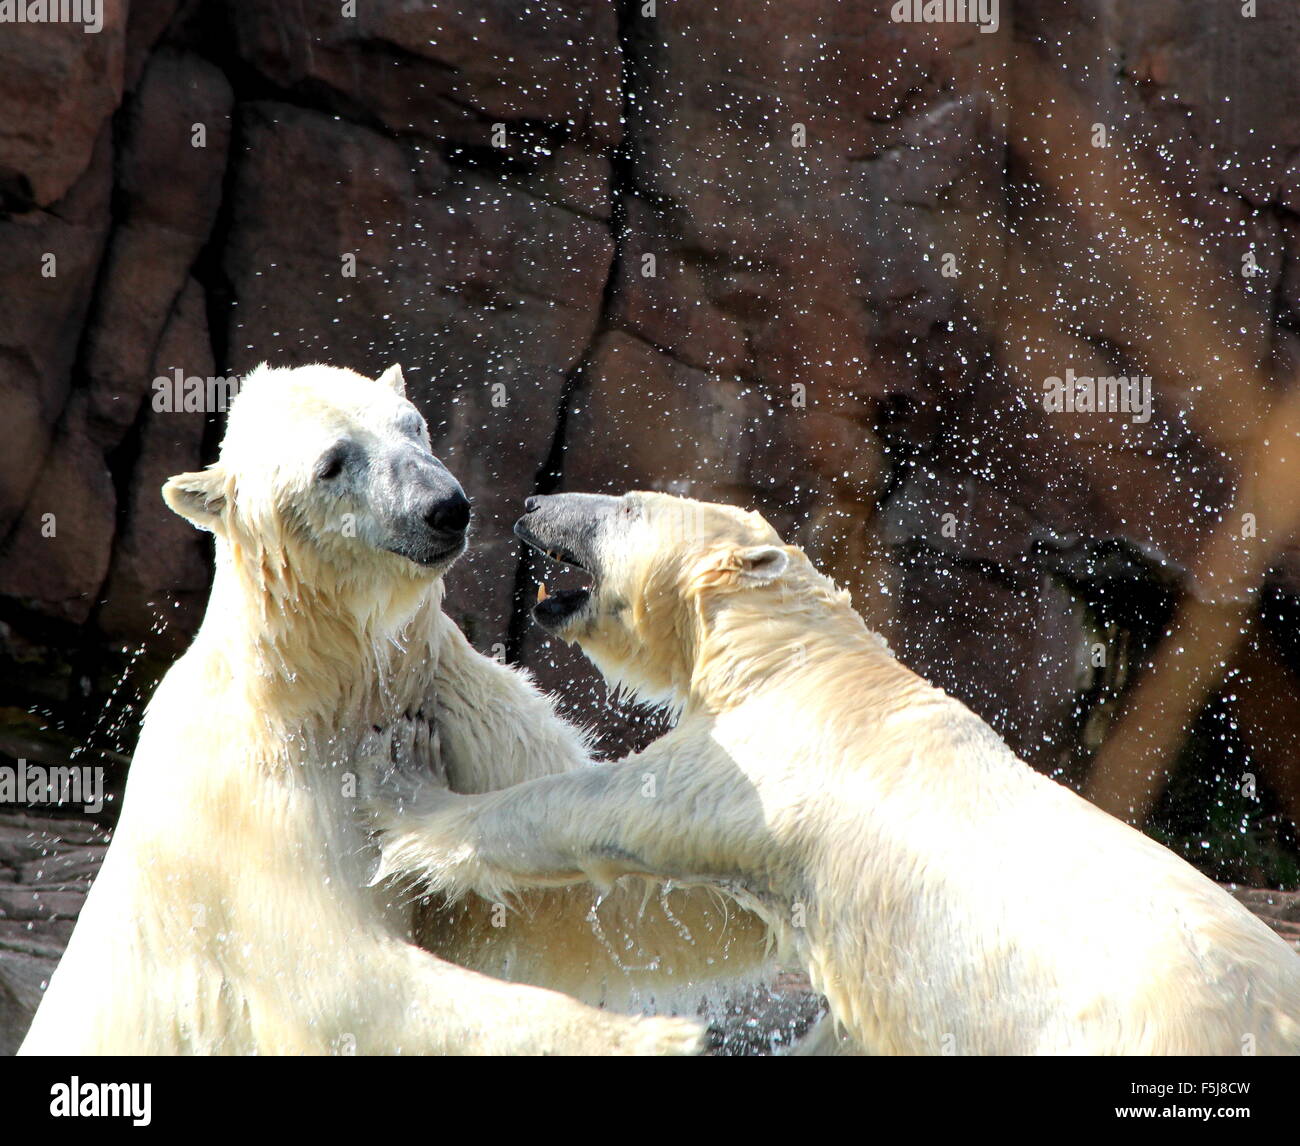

{"left": 514, "top": 493, "right": 619, "bottom": 630}
{"left": 378, "top": 454, "right": 472, "bottom": 570}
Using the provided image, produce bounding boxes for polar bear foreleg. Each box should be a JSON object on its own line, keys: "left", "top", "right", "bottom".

{"left": 373, "top": 754, "right": 749, "bottom": 903}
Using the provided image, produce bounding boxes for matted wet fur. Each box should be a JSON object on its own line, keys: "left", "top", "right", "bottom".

{"left": 19, "top": 369, "right": 770, "bottom": 1055}
{"left": 374, "top": 490, "right": 1300, "bottom": 1055}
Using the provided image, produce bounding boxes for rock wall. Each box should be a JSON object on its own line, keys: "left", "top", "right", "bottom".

{"left": 0, "top": 2, "right": 1298, "bottom": 867}
{"left": 0, "top": 812, "right": 109, "bottom": 1056}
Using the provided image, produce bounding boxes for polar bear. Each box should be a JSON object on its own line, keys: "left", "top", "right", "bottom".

{"left": 18, "top": 368, "right": 769, "bottom": 1056}
{"left": 374, "top": 490, "right": 1300, "bottom": 1055}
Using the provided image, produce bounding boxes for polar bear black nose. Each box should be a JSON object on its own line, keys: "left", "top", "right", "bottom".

{"left": 426, "top": 490, "right": 471, "bottom": 535}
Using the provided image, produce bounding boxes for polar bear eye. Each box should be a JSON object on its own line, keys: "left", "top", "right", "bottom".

{"left": 315, "top": 445, "right": 350, "bottom": 482}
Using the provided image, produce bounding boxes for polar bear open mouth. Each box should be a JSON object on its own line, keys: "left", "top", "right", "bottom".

{"left": 514, "top": 493, "right": 618, "bottom": 630}
{"left": 529, "top": 546, "right": 594, "bottom": 627}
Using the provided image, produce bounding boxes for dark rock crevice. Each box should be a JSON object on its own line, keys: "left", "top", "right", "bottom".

{"left": 502, "top": 0, "right": 645, "bottom": 667}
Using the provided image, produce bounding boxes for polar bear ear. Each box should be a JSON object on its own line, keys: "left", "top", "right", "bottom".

{"left": 733, "top": 545, "right": 789, "bottom": 583}
{"left": 691, "top": 544, "right": 790, "bottom": 594}
{"left": 377, "top": 363, "right": 406, "bottom": 396}
{"left": 162, "top": 466, "right": 229, "bottom": 533}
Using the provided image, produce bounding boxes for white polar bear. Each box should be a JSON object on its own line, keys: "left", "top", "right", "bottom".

{"left": 18, "top": 367, "right": 767, "bottom": 1056}
{"left": 374, "top": 490, "right": 1300, "bottom": 1056}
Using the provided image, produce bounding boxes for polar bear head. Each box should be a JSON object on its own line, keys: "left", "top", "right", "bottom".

{"left": 163, "top": 363, "right": 471, "bottom": 607}
{"left": 515, "top": 491, "right": 800, "bottom": 702}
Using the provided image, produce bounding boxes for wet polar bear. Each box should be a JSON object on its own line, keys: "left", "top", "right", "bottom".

{"left": 19, "top": 367, "right": 768, "bottom": 1056}
{"left": 376, "top": 491, "right": 1300, "bottom": 1055}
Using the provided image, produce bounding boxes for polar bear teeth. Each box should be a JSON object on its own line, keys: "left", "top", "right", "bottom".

{"left": 537, "top": 582, "right": 549, "bottom": 601}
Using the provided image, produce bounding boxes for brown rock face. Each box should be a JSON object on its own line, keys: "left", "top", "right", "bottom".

{"left": 226, "top": 1, "right": 621, "bottom": 150}
{"left": 0, "top": 3, "right": 127, "bottom": 211}
{"left": 84, "top": 47, "right": 233, "bottom": 444}
{"left": 0, "top": 393, "right": 116, "bottom": 626}
{"left": 0, "top": 124, "right": 113, "bottom": 543}
{"left": 96, "top": 277, "right": 213, "bottom": 648}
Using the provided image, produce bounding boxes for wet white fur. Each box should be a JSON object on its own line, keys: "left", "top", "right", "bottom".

{"left": 376, "top": 491, "right": 1300, "bottom": 1055}
{"left": 19, "top": 368, "right": 766, "bottom": 1055}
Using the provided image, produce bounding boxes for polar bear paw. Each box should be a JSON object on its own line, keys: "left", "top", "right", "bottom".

{"left": 619, "top": 1014, "right": 709, "bottom": 1057}
{"left": 365, "top": 785, "right": 499, "bottom": 901}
